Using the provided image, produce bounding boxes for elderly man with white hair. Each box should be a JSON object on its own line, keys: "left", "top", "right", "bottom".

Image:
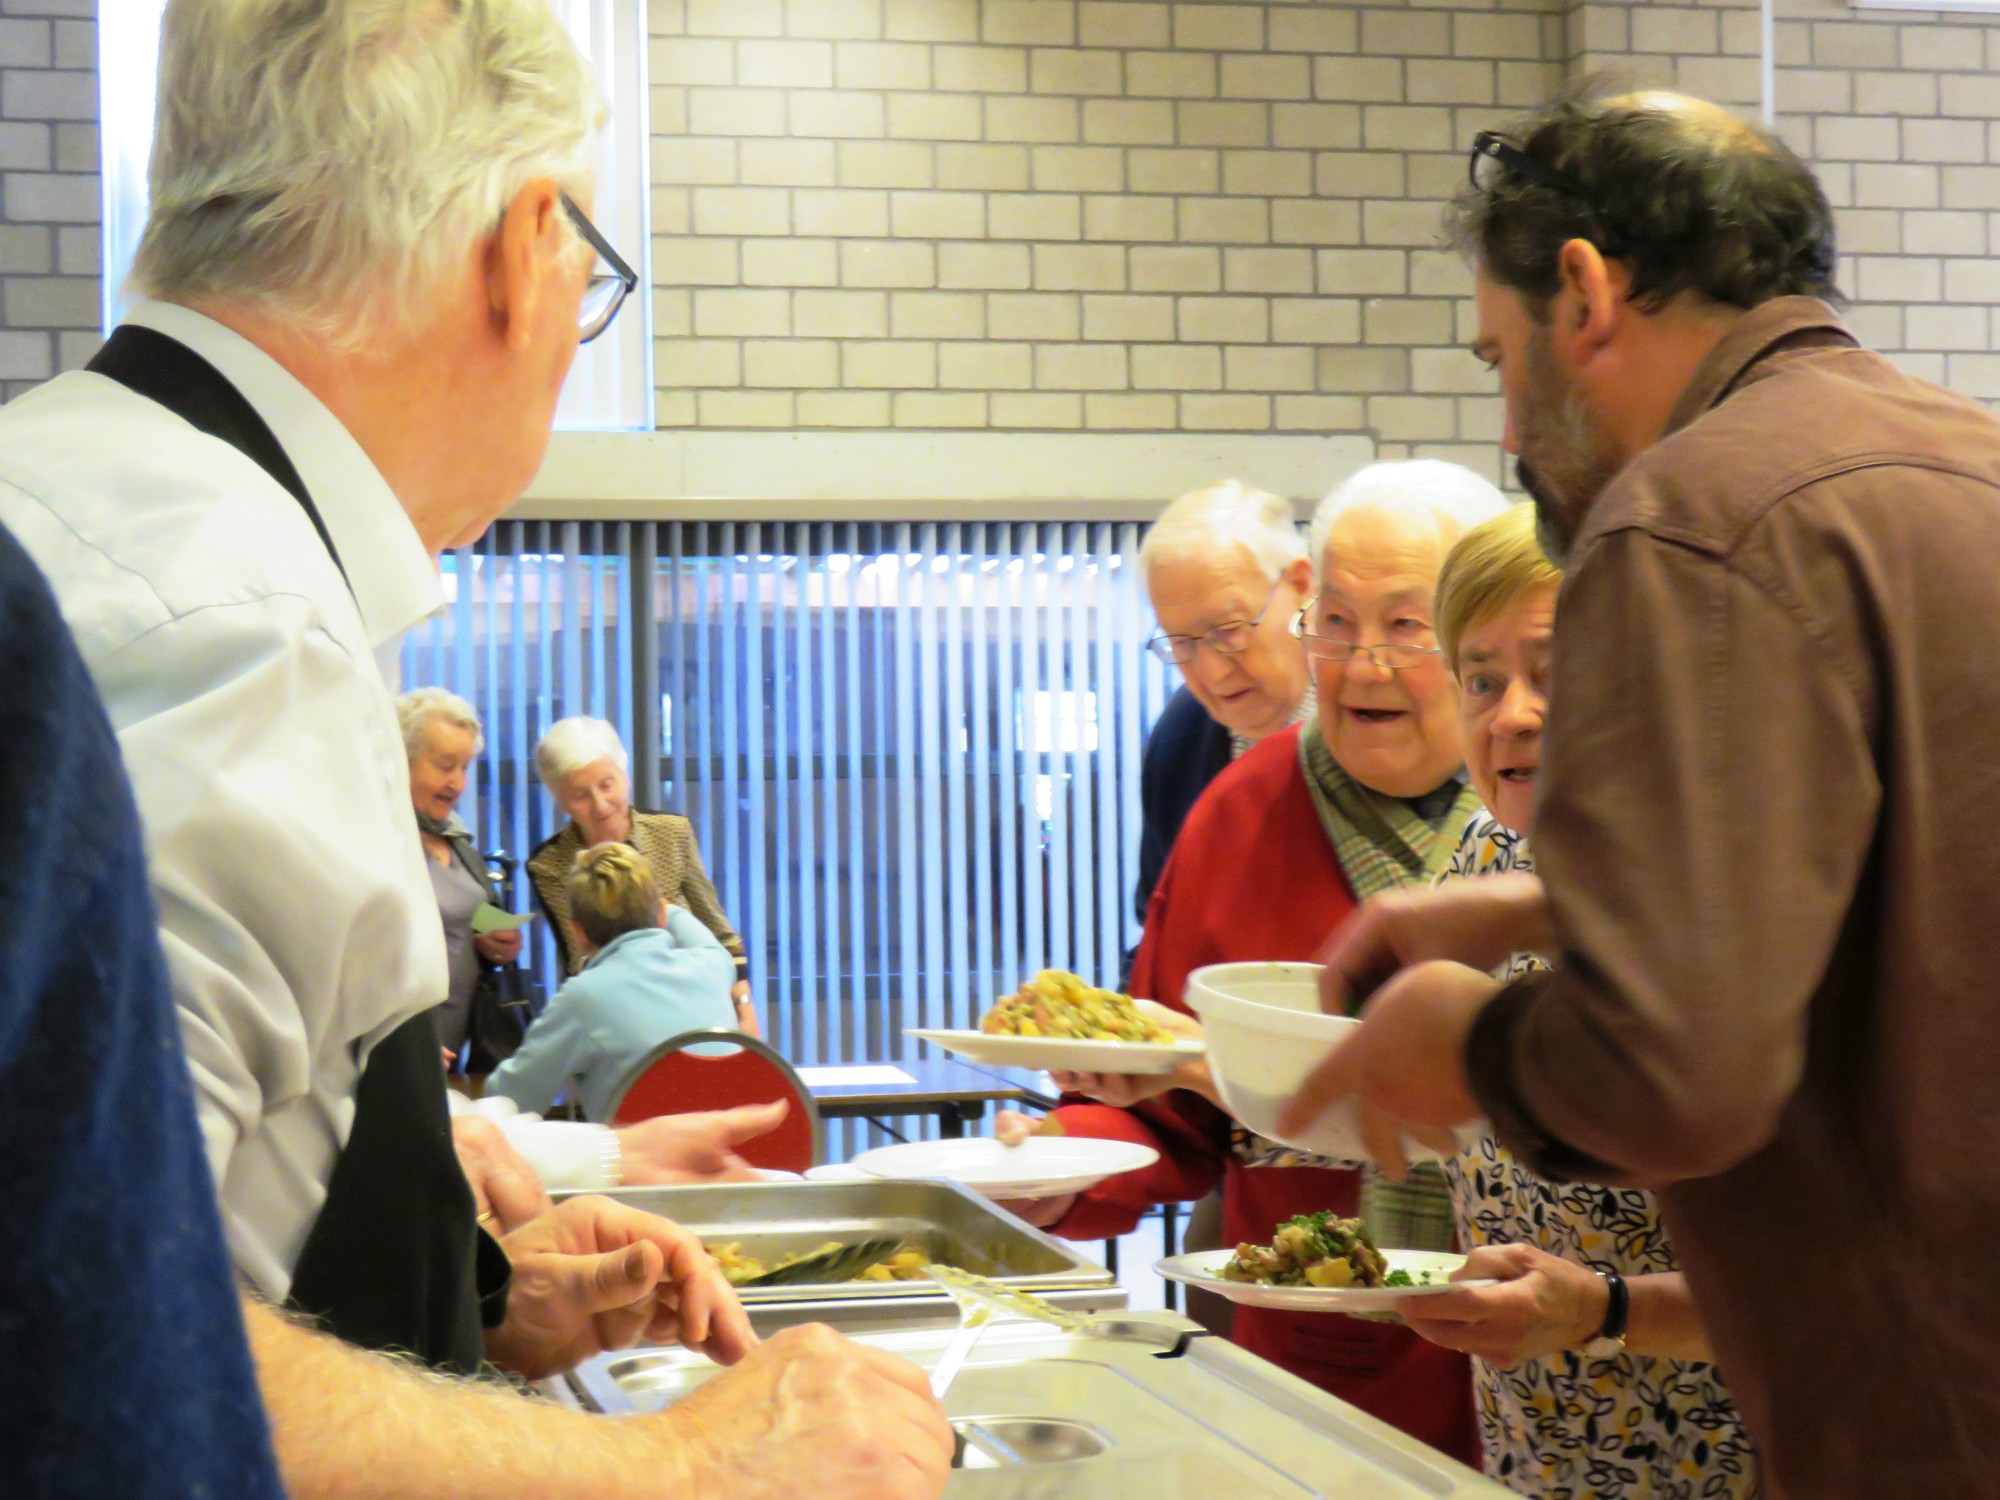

{"left": 997, "top": 460, "right": 1511, "bottom": 1467}
{"left": 0, "top": 3, "right": 951, "bottom": 1498}
{"left": 527, "top": 717, "right": 755, "bottom": 1035}
{"left": 1132, "top": 481, "right": 1316, "bottom": 937}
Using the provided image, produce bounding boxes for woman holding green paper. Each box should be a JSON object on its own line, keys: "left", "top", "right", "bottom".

{"left": 399, "top": 687, "right": 530, "bottom": 1064}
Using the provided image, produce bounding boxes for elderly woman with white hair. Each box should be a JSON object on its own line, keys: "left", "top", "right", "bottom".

{"left": 397, "top": 688, "right": 525, "bottom": 1061}
{"left": 526, "top": 716, "right": 756, "bottom": 1033}
{"left": 997, "top": 460, "right": 1511, "bottom": 1466}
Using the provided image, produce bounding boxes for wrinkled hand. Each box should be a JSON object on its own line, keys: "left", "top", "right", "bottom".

{"left": 647, "top": 1323, "right": 953, "bottom": 1500}
{"left": 452, "top": 1114, "right": 554, "bottom": 1234}
{"left": 485, "top": 1195, "right": 755, "bottom": 1380}
{"left": 1317, "top": 872, "right": 1549, "bottom": 1016}
{"left": 473, "top": 927, "right": 523, "bottom": 964}
{"left": 1277, "top": 960, "right": 1499, "bottom": 1147}
{"left": 616, "top": 1101, "right": 789, "bottom": 1185}
{"left": 990, "top": 1111, "right": 1077, "bottom": 1228}
{"left": 1048, "top": 1055, "right": 1213, "bottom": 1110}
{"left": 1398, "top": 1242, "right": 1608, "bottom": 1368}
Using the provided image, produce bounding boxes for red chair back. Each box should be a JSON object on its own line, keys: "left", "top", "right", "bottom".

{"left": 604, "top": 1029, "right": 822, "bottom": 1172}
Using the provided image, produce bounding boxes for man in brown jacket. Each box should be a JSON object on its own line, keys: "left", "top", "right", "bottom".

{"left": 1283, "top": 91, "right": 2000, "bottom": 1497}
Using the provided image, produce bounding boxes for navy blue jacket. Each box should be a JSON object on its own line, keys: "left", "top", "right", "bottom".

{"left": 1134, "top": 686, "right": 1234, "bottom": 925}
{"left": 0, "top": 523, "right": 283, "bottom": 1499}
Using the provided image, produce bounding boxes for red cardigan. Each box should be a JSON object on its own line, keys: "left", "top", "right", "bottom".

{"left": 1049, "top": 727, "right": 1479, "bottom": 1465}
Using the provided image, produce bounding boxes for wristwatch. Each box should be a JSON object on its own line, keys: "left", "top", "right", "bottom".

{"left": 1582, "top": 1269, "right": 1629, "bottom": 1357}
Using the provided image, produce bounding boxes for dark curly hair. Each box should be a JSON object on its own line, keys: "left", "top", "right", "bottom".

{"left": 1446, "top": 86, "right": 1840, "bottom": 315}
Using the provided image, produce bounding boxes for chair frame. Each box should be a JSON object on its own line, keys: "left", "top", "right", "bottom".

{"left": 601, "top": 1027, "right": 826, "bottom": 1167}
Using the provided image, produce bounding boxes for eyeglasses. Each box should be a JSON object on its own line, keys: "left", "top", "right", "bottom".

{"left": 1466, "top": 130, "right": 1623, "bottom": 253}
{"left": 1144, "top": 578, "right": 1287, "bottom": 664}
{"left": 561, "top": 191, "right": 639, "bottom": 344}
{"left": 1290, "top": 604, "right": 1441, "bottom": 670}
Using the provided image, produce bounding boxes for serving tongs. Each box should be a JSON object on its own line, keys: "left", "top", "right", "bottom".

{"left": 925, "top": 1264, "right": 1115, "bottom": 1401}
{"left": 738, "top": 1236, "right": 903, "bottom": 1288}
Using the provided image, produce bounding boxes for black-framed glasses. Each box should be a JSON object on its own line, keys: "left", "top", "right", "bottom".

{"left": 1467, "top": 130, "right": 1594, "bottom": 199}
{"left": 1145, "top": 577, "right": 1287, "bottom": 664}
{"left": 1289, "top": 602, "right": 1440, "bottom": 670}
{"left": 562, "top": 190, "right": 638, "bottom": 344}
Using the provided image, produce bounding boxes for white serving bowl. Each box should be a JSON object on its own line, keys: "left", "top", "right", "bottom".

{"left": 1183, "top": 960, "right": 1369, "bottom": 1162}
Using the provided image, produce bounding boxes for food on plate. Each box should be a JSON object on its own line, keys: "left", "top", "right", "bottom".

{"left": 706, "top": 1241, "right": 933, "bottom": 1287}
{"left": 1221, "top": 1211, "right": 1390, "bottom": 1289}
{"left": 1383, "top": 1266, "right": 1441, "bottom": 1288}
{"left": 980, "top": 969, "right": 1176, "bottom": 1044}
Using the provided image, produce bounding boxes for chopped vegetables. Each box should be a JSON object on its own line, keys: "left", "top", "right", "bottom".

{"left": 1220, "top": 1212, "right": 1390, "bottom": 1289}
{"left": 981, "top": 969, "right": 1176, "bottom": 1044}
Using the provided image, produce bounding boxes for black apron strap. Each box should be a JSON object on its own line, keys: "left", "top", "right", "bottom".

{"left": 87, "top": 324, "right": 348, "bottom": 584}
{"left": 286, "top": 1014, "right": 504, "bottom": 1374}
{"left": 90, "top": 321, "right": 504, "bottom": 1371}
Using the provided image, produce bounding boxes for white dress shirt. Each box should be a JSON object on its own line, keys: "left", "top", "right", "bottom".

{"left": 0, "top": 301, "right": 448, "bottom": 1299}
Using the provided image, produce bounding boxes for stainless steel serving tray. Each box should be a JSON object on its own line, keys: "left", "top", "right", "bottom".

{"left": 559, "top": 1180, "right": 1123, "bottom": 1333}
{"left": 570, "top": 1314, "right": 1514, "bottom": 1499}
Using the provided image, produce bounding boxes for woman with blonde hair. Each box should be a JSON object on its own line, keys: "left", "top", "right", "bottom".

{"left": 485, "top": 845, "right": 741, "bottom": 1119}
{"left": 1399, "top": 505, "right": 1757, "bottom": 1498}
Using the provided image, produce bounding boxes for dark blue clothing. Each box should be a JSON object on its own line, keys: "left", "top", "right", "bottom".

{"left": 0, "top": 522, "right": 283, "bottom": 1499}
{"left": 1134, "top": 687, "right": 1234, "bottom": 927}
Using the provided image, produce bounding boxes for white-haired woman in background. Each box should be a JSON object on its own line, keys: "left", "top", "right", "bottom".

{"left": 526, "top": 716, "right": 756, "bottom": 1034}
{"left": 397, "top": 688, "right": 524, "bottom": 1061}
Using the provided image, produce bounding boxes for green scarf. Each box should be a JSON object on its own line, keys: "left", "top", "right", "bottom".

{"left": 1297, "top": 716, "right": 1483, "bottom": 1252}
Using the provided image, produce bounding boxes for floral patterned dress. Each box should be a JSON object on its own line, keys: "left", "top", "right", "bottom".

{"left": 1442, "top": 815, "right": 1759, "bottom": 1499}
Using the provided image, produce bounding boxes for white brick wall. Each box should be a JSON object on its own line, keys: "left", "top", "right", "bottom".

{"left": 10, "top": 2, "right": 2000, "bottom": 471}
{"left": 1773, "top": 0, "right": 2000, "bottom": 397}
{"left": 649, "top": 0, "right": 1568, "bottom": 480}
{"left": 0, "top": 0, "right": 96, "bottom": 398}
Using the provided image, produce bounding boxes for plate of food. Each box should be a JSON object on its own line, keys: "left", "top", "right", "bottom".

{"left": 908, "top": 969, "right": 1205, "bottom": 1075}
{"left": 849, "top": 1135, "right": 1160, "bottom": 1200}
{"left": 1155, "top": 1212, "right": 1493, "bottom": 1311}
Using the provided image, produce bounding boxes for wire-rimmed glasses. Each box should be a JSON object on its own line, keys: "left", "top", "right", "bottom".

{"left": 1144, "top": 577, "right": 1287, "bottom": 664}
{"left": 1289, "top": 602, "right": 1440, "bottom": 670}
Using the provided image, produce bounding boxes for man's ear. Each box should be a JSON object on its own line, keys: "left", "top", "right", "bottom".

{"left": 485, "top": 177, "right": 565, "bottom": 352}
{"left": 1552, "top": 237, "right": 1623, "bottom": 368}
{"left": 1283, "top": 554, "right": 1314, "bottom": 600}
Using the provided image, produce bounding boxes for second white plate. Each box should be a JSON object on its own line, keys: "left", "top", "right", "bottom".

{"left": 850, "top": 1135, "right": 1160, "bottom": 1200}
{"left": 1155, "top": 1248, "right": 1493, "bottom": 1311}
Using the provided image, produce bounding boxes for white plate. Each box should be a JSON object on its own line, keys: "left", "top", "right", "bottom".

{"left": 850, "top": 1136, "right": 1160, "bottom": 1200}
{"left": 802, "top": 1162, "right": 871, "bottom": 1183}
{"left": 1155, "top": 1248, "right": 1494, "bottom": 1311}
{"left": 908, "top": 1001, "right": 1204, "bottom": 1076}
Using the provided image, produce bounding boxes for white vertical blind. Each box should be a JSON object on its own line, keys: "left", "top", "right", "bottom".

{"left": 403, "top": 519, "right": 1180, "bottom": 1148}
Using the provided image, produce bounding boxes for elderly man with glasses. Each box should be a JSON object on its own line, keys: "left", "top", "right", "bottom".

{"left": 0, "top": 4, "right": 950, "bottom": 1499}
{"left": 1131, "top": 481, "right": 1318, "bottom": 944}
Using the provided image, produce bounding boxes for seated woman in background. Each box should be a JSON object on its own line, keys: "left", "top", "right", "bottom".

{"left": 527, "top": 716, "right": 756, "bottom": 1034}
{"left": 1389, "top": 504, "right": 1758, "bottom": 1498}
{"left": 398, "top": 687, "right": 524, "bottom": 1064}
{"left": 486, "top": 845, "right": 742, "bottom": 1119}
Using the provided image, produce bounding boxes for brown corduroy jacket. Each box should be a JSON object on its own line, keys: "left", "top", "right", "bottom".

{"left": 1467, "top": 297, "right": 2000, "bottom": 1499}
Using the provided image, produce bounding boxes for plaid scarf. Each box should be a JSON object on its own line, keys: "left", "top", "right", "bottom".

{"left": 1297, "top": 715, "right": 1483, "bottom": 1252}
{"left": 1296, "top": 716, "right": 1480, "bottom": 903}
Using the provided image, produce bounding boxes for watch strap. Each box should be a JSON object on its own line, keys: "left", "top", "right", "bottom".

{"left": 1597, "top": 1269, "right": 1630, "bottom": 1342}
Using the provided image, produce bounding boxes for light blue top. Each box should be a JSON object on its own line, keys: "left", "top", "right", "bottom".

{"left": 484, "top": 909, "right": 739, "bottom": 1120}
